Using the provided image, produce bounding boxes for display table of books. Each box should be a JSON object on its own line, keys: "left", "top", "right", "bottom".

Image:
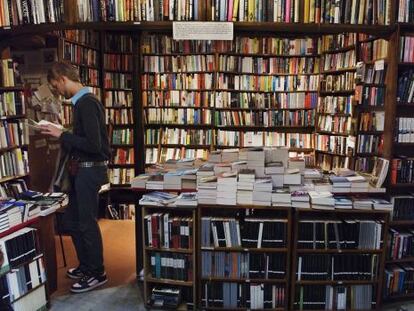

{"left": 0, "top": 190, "right": 68, "bottom": 309}
{"left": 133, "top": 147, "right": 393, "bottom": 310}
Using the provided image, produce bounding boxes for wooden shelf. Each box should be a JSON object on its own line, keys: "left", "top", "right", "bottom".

{"left": 145, "top": 276, "right": 193, "bottom": 287}
{"left": 394, "top": 143, "right": 414, "bottom": 147}
{"left": 295, "top": 279, "right": 378, "bottom": 285}
{"left": 399, "top": 62, "right": 414, "bottom": 67}
{"left": 217, "top": 71, "right": 319, "bottom": 76}
{"left": 319, "top": 90, "right": 355, "bottom": 96}
{"left": 214, "top": 107, "right": 315, "bottom": 111}
{"left": 385, "top": 257, "right": 414, "bottom": 264}
{"left": 200, "top": 247, "right": 287, "bottom": 253}
{"left": 321, "top": 45, "right": 356, "bottom": 54}
{"left": 317, "top": 130, "right": 351, "bottom": 136}
{"left": 384, "top": 291, "right": 414, "bottom": 301}
{"left": 0, "top": 174, "right": 29, "bottom": 184}
{"left": 152, "top": 144, "right": 211, "bottom": 149}
{"left": 145, "top": 246, "right": 193, "bottom": 254}
{"left": 0, "top": 86, "right": 24, "bottom": 92}
{"left": 145, "top": 70, "right": 215, "bottom": 74}
{"left": 145, "top": 124, "right": 212, "bottom": 129}
{"left": 0, "top": 114, "right": 26, "bottom": 120}
{"left": 144, "top": 106, "right": 209, "bottom": 109}
{"left": 320, "top": 67, "right": 357, "bottom": 74}
{"left": 315, "top": 150, "right": 350, "bottom": 157}
{"left": 61, "top": 37, "right": 99, "bottom": 50}
{"left": 203, "top": 308, "right": 285, "bottom": 311}
{"left": 296, "top": 249, "right": 382, "bottom": 254}
{"left": 317, "top": 112, "right": 351, "bottom": 117}
{"left": 104, "top": 87, "right": 133, "bottom": 91}
{"left": 70, "top": 62, "right": 99, "bottom": 70}
{"left": 0, "top": 217, "right": 38, "bottom": 239}
{"left": 357, "top": 130, "right": 383, "bottom": 135}
{"left": 215, "top": 125, "right": 314, "bottom": 132}
{"left": 389, "top": 184, "right": 414, "bottom": 189}
{"left": 201, "top": 277, "right": 286, "bottom": 283}
{"left": 104, "top": 68, "right": 133, "bottom": 74}
{"left": 390, "top": 220, "right": 414, "bottom": 226}
{"left": 216, "top": 89, "right": 317, "bottom": 93}
{"left": 217, "top": 52, "right": 319, "bottom": 58}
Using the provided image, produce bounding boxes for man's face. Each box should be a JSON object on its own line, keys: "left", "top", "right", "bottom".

{"left": 49, "top": 77, "right": 70, "bottom": 99}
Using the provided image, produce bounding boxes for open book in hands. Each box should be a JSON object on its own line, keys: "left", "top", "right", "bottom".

{"left": 28, "top": 119, "right": 63, "bottom": 131}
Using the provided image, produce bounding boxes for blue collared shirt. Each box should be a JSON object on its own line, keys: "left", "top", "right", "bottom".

{"left": 71, "top": 87, "right": 92, "bottom": 105}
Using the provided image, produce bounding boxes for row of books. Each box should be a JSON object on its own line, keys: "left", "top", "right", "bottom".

{"left": 104, "top": 72, "right": 132, "bottom": 89}
{"left": 320, "top": 33, "right": 356, "bottom": 52}
{"left": 298, "top": 220, "right": 383, "bottom": 250}
{"left": 388, "top": 229, "right": 414, "bottom": 260}
{"left": 216, "top": 74, "right": 319, "bottom": 91}
{"left": 149, "top": 252, "right": 192, "bottom": 281}
{"left": 385, "top": 264, "right": 414, "bottom": 296}
{"left": 295, "top": 285, "right": 374, "bottom": 310}
{"left": 315, "top": 134, "right": 354, "bottom": 155}
{"left": 356, "top": 62, "right": 386, "bottom": 84}
{"left": 317, "top": 115, "right": 351, "bottom": 133}
{"left": 359, "top": 39, "right": 389, "bottom": 62}
{"left": 0, "top": 92, "right": 25, "bottom": 117}
{"left": 320, "top": 72, "right": 355, "bottom": 92}
{"left": 145, "top": 108, "right": 211, "bottom": 125}
{"left": 355, "top": 85, "right": 385, "bottom": 106}
{"left": 390, "top": 158, "right": 414, "bottom": 185}
{"left": 142, "top": 73, "right": 214, "bottom": 90}
{"left": 358, "top": 112, "right": 385, "bottom": 131}
{"left": 105, "top": 108, "right": 133, "bottom": 125}
{"left": 318, "top": 95, "right": 353, "bottom": 114}
{"left": 0, "top": 0, "right": 63, "bottom": 27}
{"left": 397, "top": 0, "right": 414, "bottom": 23}
{"left": 400, "top": 36, "right": 414, "bottom": 63}
{"left": 61, "top": 29, "right": 98, "bottom": 48}
{"left": 141, "top": 36, "right": 319, "bottom": 55}
{"left": 217, "top": 55, "right": 320, "bottom": 74}
{"left": 396, "top": 117, "right": 414, "bottom": 143}
{"left": 143, "top": 90, "right": 213, "bottom": 108}
{"left": 202, "top": 282, "right": 285, "bottom": 309}
{"left": 214, "top": 110, "right": 315, "bottom": 127}
{"left": 321, "top": 49, "right": 355, "bottom": 71}
{"left": 105, "top": 34, "right": 133, "bottom": 53}
{"left": 0, "top": 255, "right": 46, "bottom": 305}
{"left": 0, "top": 59, "right": 18, "bottom": 88}
{"left": 0, "top": 120, "right": 28, "bottom": 149}
{"left": 68, "top": 0, "right": 390, "bottom": 25}
{"left": 108, "top": 167, "right": 134, "bottom": 185}
{"left": 62, "top": 42, "right": 99, "bottom": 67}
{"left": 0, "top": 148, "right": 28, "bottom": 180}
{"left": 200, "top": 217, "right": 286, "bottom": 248}
{"left": 296, "top": 254, "right": 379, "bottom": 281}
{"left": 143, "top": 55, "right": 216, "bottom": 73}
{"left": 356, "top": 134, "right": 383, "bottom": 154}
{"left": 77, "top": 67, "right": 100, "bottom": 87}
{"left": 104, "top": 54, "right": 133, "bottom": 72}
{"left": 104, "top": 90, "right": 133, "bottom": 107}
{"left": 145, "top": 148, "right": 209, "bottom": 164}
{"left": 144, "top": 214, "right": 193, "bottom": 249}
{"left": 397, "top": 69, "right": 414, "bottom": 104}
{"left": 112, "top": 148, "right": 134, "bottom": 165}
{"left": 201, "top": 252, "right": 285, "bottom": 279}
{"left": 106, "top": 203, "right": 135, "bottom": 220}
{"left": 391, "top": 195, "right": 414, "bottom": 221}
{"left": 145, "top": 128, "right": 212, "bottom": 145}
{"left": 111, "top": 128, "right": 134, "bottom": 145}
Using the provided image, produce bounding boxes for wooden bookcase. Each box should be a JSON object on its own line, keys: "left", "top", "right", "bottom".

{"left": 290, "top": 208, "right": 390, "bottom": 310}
{"left": 198, "top": 204, "right": 292, "bottom": 310}
{"left": 141, "top": 204, "right": 197, "bottom": 310}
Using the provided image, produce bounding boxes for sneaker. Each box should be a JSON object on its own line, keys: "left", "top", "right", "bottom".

{"left": 70, "top": 273, "right": 108, "bottom": 293}
{"left": 66, "top": 267, "right": 85, "bottom": 280}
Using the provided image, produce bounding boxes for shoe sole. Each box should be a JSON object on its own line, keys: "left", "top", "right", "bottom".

{"left": 70, "top": 278, "right": 108, "bottom": 293}
{"left": 66, "top": 272, "right": 84, "bottom": 280}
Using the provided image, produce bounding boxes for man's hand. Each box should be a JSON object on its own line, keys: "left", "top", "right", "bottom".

{"left": 40, "top": 124, "right": 63, "bottom": 138}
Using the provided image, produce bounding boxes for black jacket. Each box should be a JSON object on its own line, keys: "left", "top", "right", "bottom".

{"left": 61, "top": 93, "right": 110, "bottom": 162}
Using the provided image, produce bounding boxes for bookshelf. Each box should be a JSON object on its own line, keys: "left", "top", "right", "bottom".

{"left": 353, "top": 34, "right": 389, "bottom": 173}
{"left": 141, "top": 204, "right": 197, "bottom": 310}
{"left": 103, "top": 32, "right": 135, "bottom": 186}
{"left": 290, "top": 208, "right": 390, "bottom": 310}
{"left": 316, "top": 33, "right": 357, "bottom": 171}
{"left": 199, "top": 204, "right": 291, "bottom": 310}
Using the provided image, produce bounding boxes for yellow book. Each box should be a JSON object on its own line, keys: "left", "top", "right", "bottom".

{"left": 304, "top": 0, "right": 310, "bottom": 23}
{"left": 232, "top": 0, "right": 239, "bottom": 21}
{"left": 248, "top": 0, "right": 255, "bottom": 21}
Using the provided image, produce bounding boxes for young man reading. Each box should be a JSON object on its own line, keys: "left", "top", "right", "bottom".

{"left": 41, "top": 62, "right": 110, "bottom": 293}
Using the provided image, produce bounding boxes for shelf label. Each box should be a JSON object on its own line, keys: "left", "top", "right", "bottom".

{"left": 375, "top": 59, "right": 385, "bottom": 71}
{"left": 173, "top": 22, "right": 233, "bottom": 41}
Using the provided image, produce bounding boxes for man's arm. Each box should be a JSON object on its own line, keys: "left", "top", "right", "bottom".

{"left": 41, "top": 101, "right": 103, "bottom": 154}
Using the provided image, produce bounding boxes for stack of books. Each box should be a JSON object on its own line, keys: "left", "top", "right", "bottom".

{"left": 309, "top": 191, "right": 335, "bottom": 210}
{"left": 237, "top": 169, "right": 255, "bottom": 205}
{"left": 217, "top": 172, "right": 237, "bottom": 205}
{"left": 253, "top": 178, "right": 273, "bottom": 206}
{"left": 272, "top": 188, "right": 292, "bottom": 207}
{"left": 197, "top": 176, "right": 217, "bottom": 205}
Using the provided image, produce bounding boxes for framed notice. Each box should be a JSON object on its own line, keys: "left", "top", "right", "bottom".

{"left": 173, "top": 22, "right": 233, "bottom": 40}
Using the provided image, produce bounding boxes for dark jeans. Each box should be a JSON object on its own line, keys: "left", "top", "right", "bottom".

{"left": 63, "top": 166, "right": 108, "bottom": 276}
